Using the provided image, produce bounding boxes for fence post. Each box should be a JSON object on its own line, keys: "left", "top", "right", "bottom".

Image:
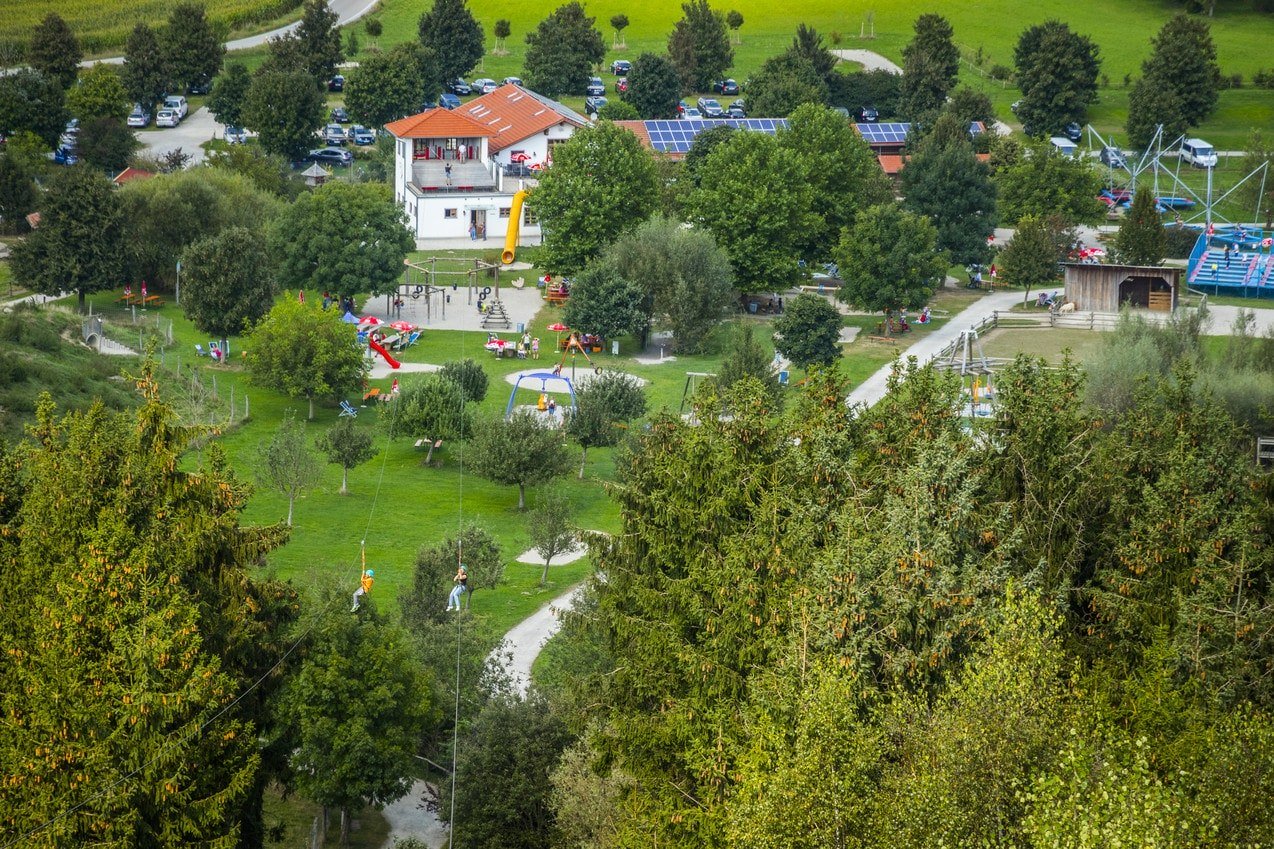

{"left": 1089, "top": 312, "right": 1095, "bottom": 330}
{"left": 244, "top": 396, "right": 249, "bottom": 419}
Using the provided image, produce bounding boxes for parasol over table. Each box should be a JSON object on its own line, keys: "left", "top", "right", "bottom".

{"left": 389, "top": 320, "right": 417, "bottom": 333}
{"left": 358, "top": 316, "right": 383, "bottom": 327}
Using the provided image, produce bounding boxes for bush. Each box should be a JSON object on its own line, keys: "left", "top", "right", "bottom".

{"left": 1163, "top": 224, "right": 1202, "bottom": 258}
{"left": 1253, "top": 69, "right": 1274, "bottom": 89}
{"left": 989, "top": 64, "right": 1013, "bottom": 82}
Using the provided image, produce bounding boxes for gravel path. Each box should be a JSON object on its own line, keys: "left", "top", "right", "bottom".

{"left": 832, "top": 49, "right": 902, "bottom": 74}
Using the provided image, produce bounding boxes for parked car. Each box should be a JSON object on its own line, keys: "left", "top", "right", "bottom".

{"left": 155, "top": 109, "right": 179, "bottom": 128}
{"left": 712, "top": 78, "right": 740, "bottom": 95}
{"left": 585, "top": 96, "right": 608, "bottom": 115}
{"left": 1181, "top": 137, "right": 1218, "bottom": 168}
{"left": 164, "top": 95, "right": 188, "bottom": 121}
{"left": 350, "top": 125, "right": 375, "bottom": 145}
{"left": 126, "top": 105, "right": 151, "bottom": 128}
{"left": 328, "top": 75, "right": 345, "bottom": 92}
{"left": 439, "top": 93, "right": 461, "bottom": 109}
{"left": 586, "top": 77, "right": 605, "bottom": 96}
{"left": 447, "top": 78, "right": 471, "bottom": 95}
{"left": 858, "top": 105, "right": 879, "bottom": 122}
{"left": 504, "top": 162, "right": 535, "bottom": 177}
{"left": 322, "top": 123, "right": 348, "bottom": 145}
{"left": 677, "top": 99, "right": 688, "bottom": 115}
{"left": 1100, "top": 146, "right": 1127, "bottom": 169}
{"left": 331, "top": 106, "right": 350, "bottom": 123}
{"left": 615, "top": 78, "right": 629, "bottom": 94}
{"left": 1063, "top": 122, "right": 1083, "bottom": 142}
{"left": 473, "top": 78, "right": 498, "bottom": 94}
{"left": 225, "top": 126, "right": 247, "bottom": 144}
{"left": 187, "top": 78, "right": 211, "bottom": 96}
{"left": 611, "top": 59, "right": 631, "bottom": 75}
{"left": 727, "top": 99, "right": 746, "bottom": 118}
{"left": 501, "top": 76, "right": 523, "bottom": 86}
{"left": 681, "top": 106, "right": 703, "bottom": 119}
{"left": 308, "top": 147, "right": 352, "bottom": 166}
{"left": 64, "top": 118, "right": 79, "bottom": 135}
{"left": 696, "top": 97, "right": 723, "bottom": 117}
{"left": 1010, "top": 99, "right": 1021, "bottom": 113}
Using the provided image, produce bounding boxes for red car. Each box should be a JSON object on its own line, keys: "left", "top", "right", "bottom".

{"left": 616, "top": 78, "right": 629, "bottom": 94}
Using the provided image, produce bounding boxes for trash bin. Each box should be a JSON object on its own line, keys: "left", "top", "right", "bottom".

{"left": 517, "top": 322, "right": 525, "bottom": 333}
{"left": 748, "top": 302, "right": 758, "bottom": 314}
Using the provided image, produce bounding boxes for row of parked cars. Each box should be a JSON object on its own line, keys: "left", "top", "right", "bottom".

{"left": 126, "top": 95, "right": 189, "bottom": 129}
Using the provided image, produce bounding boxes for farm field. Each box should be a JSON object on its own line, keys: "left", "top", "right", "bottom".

{"left": 0, "top": 0, "right": 303, "bottom": 58}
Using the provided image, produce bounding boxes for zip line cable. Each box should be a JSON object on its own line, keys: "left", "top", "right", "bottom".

{"left": 4, "top": 402, "right": 398, "bottom": 849}
{"left": 449, "top": 323, "right": 468, "bottom": 847}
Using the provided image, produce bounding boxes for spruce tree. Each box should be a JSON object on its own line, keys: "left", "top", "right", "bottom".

{"left": 901, "top": 13, "right": 960, "bottom": 121}
{"left": 1114, "top": 190, "right": 1166, "bottom": 266}
{"left": 296, "top": 0, "right": 344, "bottom": 82}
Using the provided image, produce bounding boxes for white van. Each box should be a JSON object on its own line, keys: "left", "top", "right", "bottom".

{"left": 1181, "top": 138, "right": 1217, "bottom": 168}
{"left": 163, "top": 95, "right": 188, "bottom": 121}
{"left": 1049, "top": 137, "right": 1078, "bottom": 157}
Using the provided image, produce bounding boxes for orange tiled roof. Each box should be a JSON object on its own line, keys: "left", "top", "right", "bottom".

{"left": 457, "top": 85, "right": 587, "bottom": 153}
{"left": 614, "top": 120, "right": 651, "bottom": 150}
{"left": 385, "top": 108, "right": 495, "bottom": 139}
{"left": 877, "top": 154, "right": 906, "bottom": 175}
{"left": 112, "top": 167, "right": 154, "bottom": 185}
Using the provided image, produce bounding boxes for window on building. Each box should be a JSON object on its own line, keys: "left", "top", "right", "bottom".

{"left": 444, "top": 208, "right": 458, "bottom": 219}
{"left": 499, "top": 207, "right": 511, "bottom": 218}
{"left": 523, "top": 207, "right": 538, "bottom": 225}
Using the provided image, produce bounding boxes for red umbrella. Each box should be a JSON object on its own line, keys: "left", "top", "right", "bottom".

{"left": 547, "top": 322, "right": 568, "bottom": 332}
{"left": 358, "top": 316, "right": 382, "bottom": 327}
{"left": 390, "top": 320, "right": 416, "bottom": 333}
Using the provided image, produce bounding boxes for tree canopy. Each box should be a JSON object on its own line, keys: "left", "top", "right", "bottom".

{"left": 523, "top": 2, "right": 606, "bottom": 98}
{"left": 668, "top": 0, "right": 734, "bottom": 93}
{"left": 295, "top": 0, "right": 344, "bottom": 82}
{"left": 901, "top": 13, "right": 959, "bottom": 121}
{"left": 623, "top": 52, "right": 682, "bottom": 119}
{"left": 179, "top": 226, "right": 279, "bottom": 341}
{"left": 739, "top": 51, "right": 827, "bottom": 119}
{"left": 66, "top": 64, "right": 129, "bottom": 124}
{"left": 28, "top": 13, "right": 82, "bottom": 90}
{"left": 468, "top": 411, "right": 571, "bottom": 509}
{"left": 10, "top": 165, "right": 126, "bottom": 311}
{"left": 0, "top": 69, "right": 68, "bottom": 148}
{"left": 163, "top": 2, "right": 225, "bottom": 91}
{"left": 122, "top": 22, "right": 169, "bottom": 110}
{"left": 1013, "top": 20, "right": 1100, "bottom": 137}
{"left": 1134, "top": 14, "right": 1221, "bottom": 139}
{"left": 835, "top": 202, "right": 947, "bottom": 322}
{"left": 1114, "top": 190, "right": 1167, "bottom": 266}
{"left": 772, "top": 292, "right": 842, "bottom": 367}
{"left": 418, "top": 0, "right": 485, "bottom": 84}
{"left": 900, "top": 113, "right": 997, "bottom": 266}
{"left": 243, "top": 69, "right": 326, "bottom": 159}
{"left": 997, "top": 214, "right": 1062, "bottom": 301}
{"left": 346, "top": 42, "right": 433, "bottom": 129}
{"left": 208, "top": 62, "right": 252, "bottom": 128}
{"left": 245, "top": 298, "right": 368, "bottom": 419}
{"left": 270, "top": 181, "right": 414, "bottom": 299}
{"left": 565, "top": 370, "right": 647, "bottom": 478}
{"left": 530, "top": 121, "right": 659, "bottom": 275}
{"left": 996, "top": 140, "right": 1104, "bottom": 225}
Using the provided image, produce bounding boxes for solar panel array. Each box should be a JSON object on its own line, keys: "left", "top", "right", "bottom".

{"left": 855, "top": 122, "right": 910, "bottom": 145}
{"left": 645, "top": 118, "right": 788, "bottom": 153}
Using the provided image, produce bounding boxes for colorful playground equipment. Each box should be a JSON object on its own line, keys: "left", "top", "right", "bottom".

{"left": 553, "top": 331, "right": 602, "bottom": 379}
{"left": 505, "top": 371, "right": 579, "bottom": 422}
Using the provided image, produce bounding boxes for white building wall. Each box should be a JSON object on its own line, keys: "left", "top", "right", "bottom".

{"left": 411, "top": 190, "right": 540, "bottom": 242}
{"left": 489, "top": 122, "right": 576, "bottom": 168}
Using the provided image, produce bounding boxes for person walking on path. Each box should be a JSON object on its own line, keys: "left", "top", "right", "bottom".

{"left": 469, "top": 223, "right": 477, "bottom": 241}
{"left": 532, "top": 337, "right": 540, "bottom": 359}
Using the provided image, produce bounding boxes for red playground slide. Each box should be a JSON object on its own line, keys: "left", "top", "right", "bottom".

{"left": 367, "top": 337, "right": 401, "bottom": 368}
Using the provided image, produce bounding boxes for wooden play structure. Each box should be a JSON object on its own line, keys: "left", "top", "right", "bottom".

{"left": 402, "top": 256, "right": 510, "bottom": 329}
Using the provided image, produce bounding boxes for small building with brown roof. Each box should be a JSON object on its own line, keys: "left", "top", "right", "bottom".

{"left": 386, "top": 84, "right": 588, "bottom": 244}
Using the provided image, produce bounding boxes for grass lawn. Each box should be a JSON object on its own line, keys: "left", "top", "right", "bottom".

{"left": 980, "top": 326, "right": 1107, "bottom": 363}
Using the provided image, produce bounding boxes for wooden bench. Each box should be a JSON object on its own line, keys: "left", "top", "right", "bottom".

{"left": 413, "top": 438, "right": 444, "bottom": 450}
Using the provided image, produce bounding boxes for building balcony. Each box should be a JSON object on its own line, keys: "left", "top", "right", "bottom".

{"left": 410, "top": 160, "right": 497, "bottom": 193}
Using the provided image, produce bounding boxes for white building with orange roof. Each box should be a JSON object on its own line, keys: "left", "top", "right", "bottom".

{"left": 386, "top": 84, "right": 588, "bottom": 245}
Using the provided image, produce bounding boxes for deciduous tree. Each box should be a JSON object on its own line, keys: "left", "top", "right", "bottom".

{"left": 256, "top": 411, "right": 322, "bottom": 525}
{"left": 528, "top": 489, "right": 577, "bottom": 583}
{"left": 245, "top": 298, "right": 368, "bottom": 419}
{"left": 122, "top": 22, "right": 169, "bottom": 111}
{"left": 418, "top": 0, "right": 484, "bottom": 84}
{"left": 565, "top": 370, "right": 647, "bottom": 478}
{"left": 382, "top": 372, "right": 472, "bottom": 463}
{"left": 668, "top": 0, "right": 733, "bottom": 93}
{"left": 66, "top": 64, "right": 129, "bottom": 123}
{"left": 562, "top": 264, "right": 648, "bottom": 342}
{"left": 163, "top": 2, "right": 225, "bottom": 92}
{"left": 77, "top": 117, "right": 140, "bottom": 173}
{"left": 279, "top": 588, "right": 435, "bottom": 846}
{"left": 772, "top": 292, "right": 842, "bottom": 366}
{"left": 687, "top": 131, "right": 818, "bottom": 292}
{"left": 996, "top": 140, "right": 1104, "bottom": 225}
{"left": 0, "top": 68, "right": 67, "bottom": 148}
{"left": 10, "top": 165, "right": 125, "bottom": 311}
{"left": 901, "top": 13, "right": 959, "bottom": 120}
{"left": 1013, "top": 21, "right": 1100, "bottom": 137}
{"left": 1126, "top": 78, "right": 1186, "bottom": 152}
{"left": 28, "top": 13, "right": 81, "bottom": 90}
{"left": 346, "top": 43, "right": 431, "bottom": 129}
{"left": 1140, "top": 14, "right": 1220, "bottom": 129}
{"left": 531, "top": 121, "right": 659, "bottom": 274}
{"left": 726, "top": 10, "right": 744, "bottom": 43}
{"left": 401, "top": 525, "right": 505, "bottom": 631}
{"left": 611, "top": 13, "right": 630, "bottom": 45}
{"left": 179, "top": 226, "right": 278, "bottom": 346}
{"left": 439, "top": 358, "right": 489, "bottom": 403}
{"left": 524, "top": 2, "right": 606, "bottom": 97}
{"left": 901, "top": 112, "right": 997, "bottom": 266}
{"left": 208, "top": 62, "right": 252, "bottom": 128}
{"left": 243, "top": 69, "right": 326, "bottom": 159}
{"left": 834, "top": 202, "right": 947, "bottom": 332}
{"left": 623, "top": 52, "right": 682, "bottom": 119}
{"left": 295, "top": 0, "right": 344, "bottom": 83}
{"left": 493, "top": 19, "right": 511, "bottom": 54}
{"left": 0, "top": 154, "right": 36, "bottom": 233}
{"left": 270, "top": 181, "right": 414, "bottom": 298}
{"left": 316, "top": 415, "right": 375, "bottom": 494}
{"left": 998, "top": 214, "right": 1061, "bottom": 303}
{"left": 469, "top": 411, "right": 571, "bottom": 508}
{"left": 740, "top": 52, "right": 827, "bottom": 118}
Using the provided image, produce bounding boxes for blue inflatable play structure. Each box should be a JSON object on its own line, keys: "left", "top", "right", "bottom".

{"left": 1186, "top": 226, "right": 1274, "bottom": 297}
